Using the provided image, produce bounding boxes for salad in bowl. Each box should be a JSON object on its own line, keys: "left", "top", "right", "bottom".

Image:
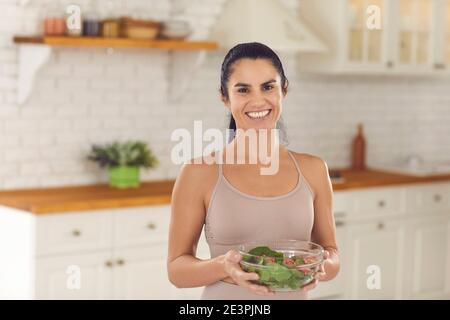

{"left": 238, "top": 240, "right": 325, "bottom": 291}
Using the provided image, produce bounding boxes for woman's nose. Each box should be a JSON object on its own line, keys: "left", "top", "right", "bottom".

{"left": 248, "top": 92, "right": 267, "bottom": 107}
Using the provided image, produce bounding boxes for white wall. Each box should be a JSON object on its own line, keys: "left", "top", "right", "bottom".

{"left": 1, "top": 0, "right": 450, "bottom": 190}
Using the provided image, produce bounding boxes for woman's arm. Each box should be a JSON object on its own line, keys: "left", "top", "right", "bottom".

{"left": 298, "top": 154, "right": 340, "bottom": 282}
{"left": 167, "top": 161, "right": 270, "bottom": 296}
{"left": 167, "top": 162, "right": 228, "bottom": 288}
{"left": 309, "top": 157, "right": 340, "bottom": 281}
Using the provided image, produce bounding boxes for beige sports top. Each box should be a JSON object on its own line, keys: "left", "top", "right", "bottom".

{"left": 201, "top": 150, "right": 316, "bottom": 300}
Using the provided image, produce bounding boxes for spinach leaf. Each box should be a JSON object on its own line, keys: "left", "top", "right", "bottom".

{"left": 248, "top": 246, "right": 283, "bottom": 258}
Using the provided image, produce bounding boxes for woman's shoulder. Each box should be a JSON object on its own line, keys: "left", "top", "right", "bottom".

{"left": 288, "top": 151, "right": 331, "bottom": 197}
{"left": 175, "top": 152, "right": 220, "bottom": 191}
{"left": 288, "top": 151, "right": 329, "bottom": 172}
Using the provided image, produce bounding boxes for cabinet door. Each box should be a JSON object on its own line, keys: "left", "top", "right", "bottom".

{"left": 347, "top": 0, "right": 386, "bottom": 65}
{"left": 347, "top": 219, "right": 405, "bottom": 299}
{"left": 113, "top": 245, "right": 176, "bottom": 300}
{"left": 445, "top": 0, "right": 450, "bottom": 65}
{"left": 395, "top": 0, "right": 433, "bottom": 68}
{"left": 405, "top": 216, "right": 450, "bottom": 299}
{"left": 36, "top": 252, "right": 113, "bottom": 299}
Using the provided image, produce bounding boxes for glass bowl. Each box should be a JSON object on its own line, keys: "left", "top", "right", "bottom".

{"left": 238, "top": 240, "right": 324, "bottom": 292}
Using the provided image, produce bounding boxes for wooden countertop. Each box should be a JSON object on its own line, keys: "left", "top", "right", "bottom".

{"left": 1, "top": 169, "right": 450, "bottom": 214}
{"left": 331, "top": 168, "right": 450, "bottom": 191}
{"left": 0, "top": 180, "right": 174, "bottom": 214}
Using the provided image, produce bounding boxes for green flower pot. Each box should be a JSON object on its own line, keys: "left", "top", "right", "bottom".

{"left": 108, "top": 166, "right": 140, "bottom": 189}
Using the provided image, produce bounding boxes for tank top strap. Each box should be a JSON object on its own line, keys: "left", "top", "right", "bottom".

{"left": 287, "top": 150, "right": 302, "bottom": 176}
{"left": 216, "top": 150, "right": 223, "bottom": 177}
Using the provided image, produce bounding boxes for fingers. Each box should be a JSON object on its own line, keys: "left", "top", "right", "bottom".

{"left": 223, "top": 250, "right": 274, "bottom": 296}
{"left": 224, "top": 249, "right": 242, "bottom": 264}
{"left": 301, "top": 279, "right": 318, "bottom": 292}
{"left": 315, "top": 270, "right": 327, "bottom": 281}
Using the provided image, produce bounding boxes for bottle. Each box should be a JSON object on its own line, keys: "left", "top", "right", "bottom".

{"left": 352, "top": 123, "right": 366, "bottom": 170}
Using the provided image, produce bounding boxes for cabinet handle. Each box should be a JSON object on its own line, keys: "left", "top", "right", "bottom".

{"left": 72, "top": 229, "right": 81, "bottom": 237}
{"left": 377, "top": 200, "right": 386, "bottom": 208}
{"left": 434, "top": 63, "right": 446, "bottom": 70}
{"left": 377, "top": 222, "right": 385, "bottom": 230}
{"left": 116, "top": 259, "right": 125, "bottom": 266}
{"left": 335, "top": 221, "right": 345, "bottom": 227}
{"left": 147, "top": 223, "right": 157, "bottom": 230}
{"left": 433, "top": 194, "right": 442, "bottom": 202}
{"left": 105, "top": 261, "right": 113, "bottom": 268}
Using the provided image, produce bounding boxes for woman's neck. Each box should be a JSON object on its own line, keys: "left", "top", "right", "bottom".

{"left": 224, "top": 128, "right": 285, "bottom": 174}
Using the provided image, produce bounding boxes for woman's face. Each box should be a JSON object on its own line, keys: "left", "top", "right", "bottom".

{"left": 223, "top": 58, "right": 285, "bottom": 131}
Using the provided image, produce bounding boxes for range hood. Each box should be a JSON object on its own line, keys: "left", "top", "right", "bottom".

{"left": 209, "top": 0, "right": 327, "bottom": 52}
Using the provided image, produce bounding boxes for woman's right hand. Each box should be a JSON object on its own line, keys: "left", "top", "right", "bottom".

{"left": 222, "top": 249, "right": 274, "bottom": 296}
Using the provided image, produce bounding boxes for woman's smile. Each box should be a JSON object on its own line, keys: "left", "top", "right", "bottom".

{"left": 245, "top": 109, "right": 272, "bottom": 121}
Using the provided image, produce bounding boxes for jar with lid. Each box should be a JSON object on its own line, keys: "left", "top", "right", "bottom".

{"left": 43, "top": 2, "right": 66, "bottom": 36}
{"left": 83, "top": 11, "right": 101, "bottom": 37}
{"left": 98, "top": 0, "right": 121, "bottom": 37}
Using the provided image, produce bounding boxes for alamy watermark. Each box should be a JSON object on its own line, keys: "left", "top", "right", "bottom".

{"left": 366, "top": 265, "right": 381, "bottom": 290}
{"left": 66, "top": 265, "right": 81, "bottom": 290}
{"left": 171, "top": 121, "right": 281, "bottom": 175}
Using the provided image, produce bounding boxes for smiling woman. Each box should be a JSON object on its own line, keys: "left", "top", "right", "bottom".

{"left": 221, "top": 44, "right": 289, "bottom": 144}
{"left": 167, "top": 42, "right": 340, "bottom": 300}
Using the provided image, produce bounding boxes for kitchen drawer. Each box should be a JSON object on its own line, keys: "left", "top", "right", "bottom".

{"left": 333, "top": 191, "right": 355, "bottom": 217}
{"left": 352, "top": 187, "right": 405, "bottom": 218}
{"left": 405, "top": 183, "right": 450, "bottom": 214}
{"left": 113, "top": 205, "right": 171, "bottom": 247}
{"left": 36, "top": 211, "right": 112, "bottom": 256}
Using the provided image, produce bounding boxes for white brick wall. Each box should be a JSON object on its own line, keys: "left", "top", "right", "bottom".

{"left": 0, "top": 0, "right": 450, "bottom": 190}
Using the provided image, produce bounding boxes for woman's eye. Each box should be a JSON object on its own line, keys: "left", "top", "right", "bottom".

{"left": 238, "top": 88, "right": 249, "bottom": 93}
{"left": 263, "top": 85, "right": 274, "bottom": 91}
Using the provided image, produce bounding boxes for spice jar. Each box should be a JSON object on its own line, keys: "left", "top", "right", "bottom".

{"left": 44, "top": 17, "right": 66, "bottom": 36}
{"left": 83, "top": 12, "right": 101, "bottom": 37}
{"left": 43, "top": 3, "right": 66, "bottom": 36}
{"left": 101, "top": 19, "right": 120, "bottom": 37}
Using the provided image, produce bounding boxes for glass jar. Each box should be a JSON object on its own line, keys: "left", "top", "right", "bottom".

{"left": 83, "top": 12, "right": 101, "bottom": 37}
{"left": 43, "top": 3, "right": 66, "bottom": 36}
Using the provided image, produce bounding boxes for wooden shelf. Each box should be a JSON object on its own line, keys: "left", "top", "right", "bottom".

{"left": 13, "top": 36, "right": 218, "bottom": 50}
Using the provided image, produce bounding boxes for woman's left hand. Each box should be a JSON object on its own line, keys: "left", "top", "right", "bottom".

{"left": 300, "top": 250, "right": 330, "bottom": 292}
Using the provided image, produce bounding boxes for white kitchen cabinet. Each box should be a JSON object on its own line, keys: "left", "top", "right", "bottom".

{"left": 36, "top": 252, "right": 113, "bottom": 300}
{"left": 431, "top": 0, "right": 450, "bottom": 69}
{"left": 36, "top": 211, "right": 112, "bottom": 256}
{"left": 21, "top": 204, "right": 211, "bottom": 300}
{"left": 113, "top": 245, "right": 173, "bottom": 300}
{"left": 446, "top": 0, "right": 450, "bottom": 65}
{"left": 393, "top": 0, "right": 434, "bottom": 70}
{"left": 298, "top": 0, "right": 445, "bottom": 73}
{"left": 404, "top": 216, "right": 450, "bottom": 299}
{"left": 405, "top": 182, "right": 450, "bottom": 214}
{"left": 347, "top": 219, "right": 406, "bottom": 299}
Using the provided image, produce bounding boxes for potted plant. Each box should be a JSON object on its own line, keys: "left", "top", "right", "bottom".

{"left": 88, "top": 141, "right": 159, "bottom": 189}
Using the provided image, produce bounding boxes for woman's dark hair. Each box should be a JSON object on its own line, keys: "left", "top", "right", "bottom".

{"left": 220, "top": 42, "right": 289, "bottom": 144}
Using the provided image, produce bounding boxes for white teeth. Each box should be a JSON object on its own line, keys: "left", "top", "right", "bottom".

{"left": 246, "top": 110, "right": 270, "bottom": 119}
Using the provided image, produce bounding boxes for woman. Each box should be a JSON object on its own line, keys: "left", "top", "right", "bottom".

{"left": 167, "top": 42, "right": 339, "bottom": 300}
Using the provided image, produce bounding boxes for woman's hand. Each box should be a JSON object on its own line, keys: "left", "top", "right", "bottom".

{"left": 222, "top": 249, "right": 274, "bottom": 296}
{"left": 300, "top": 250, "right": 330, "bottom": 292}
